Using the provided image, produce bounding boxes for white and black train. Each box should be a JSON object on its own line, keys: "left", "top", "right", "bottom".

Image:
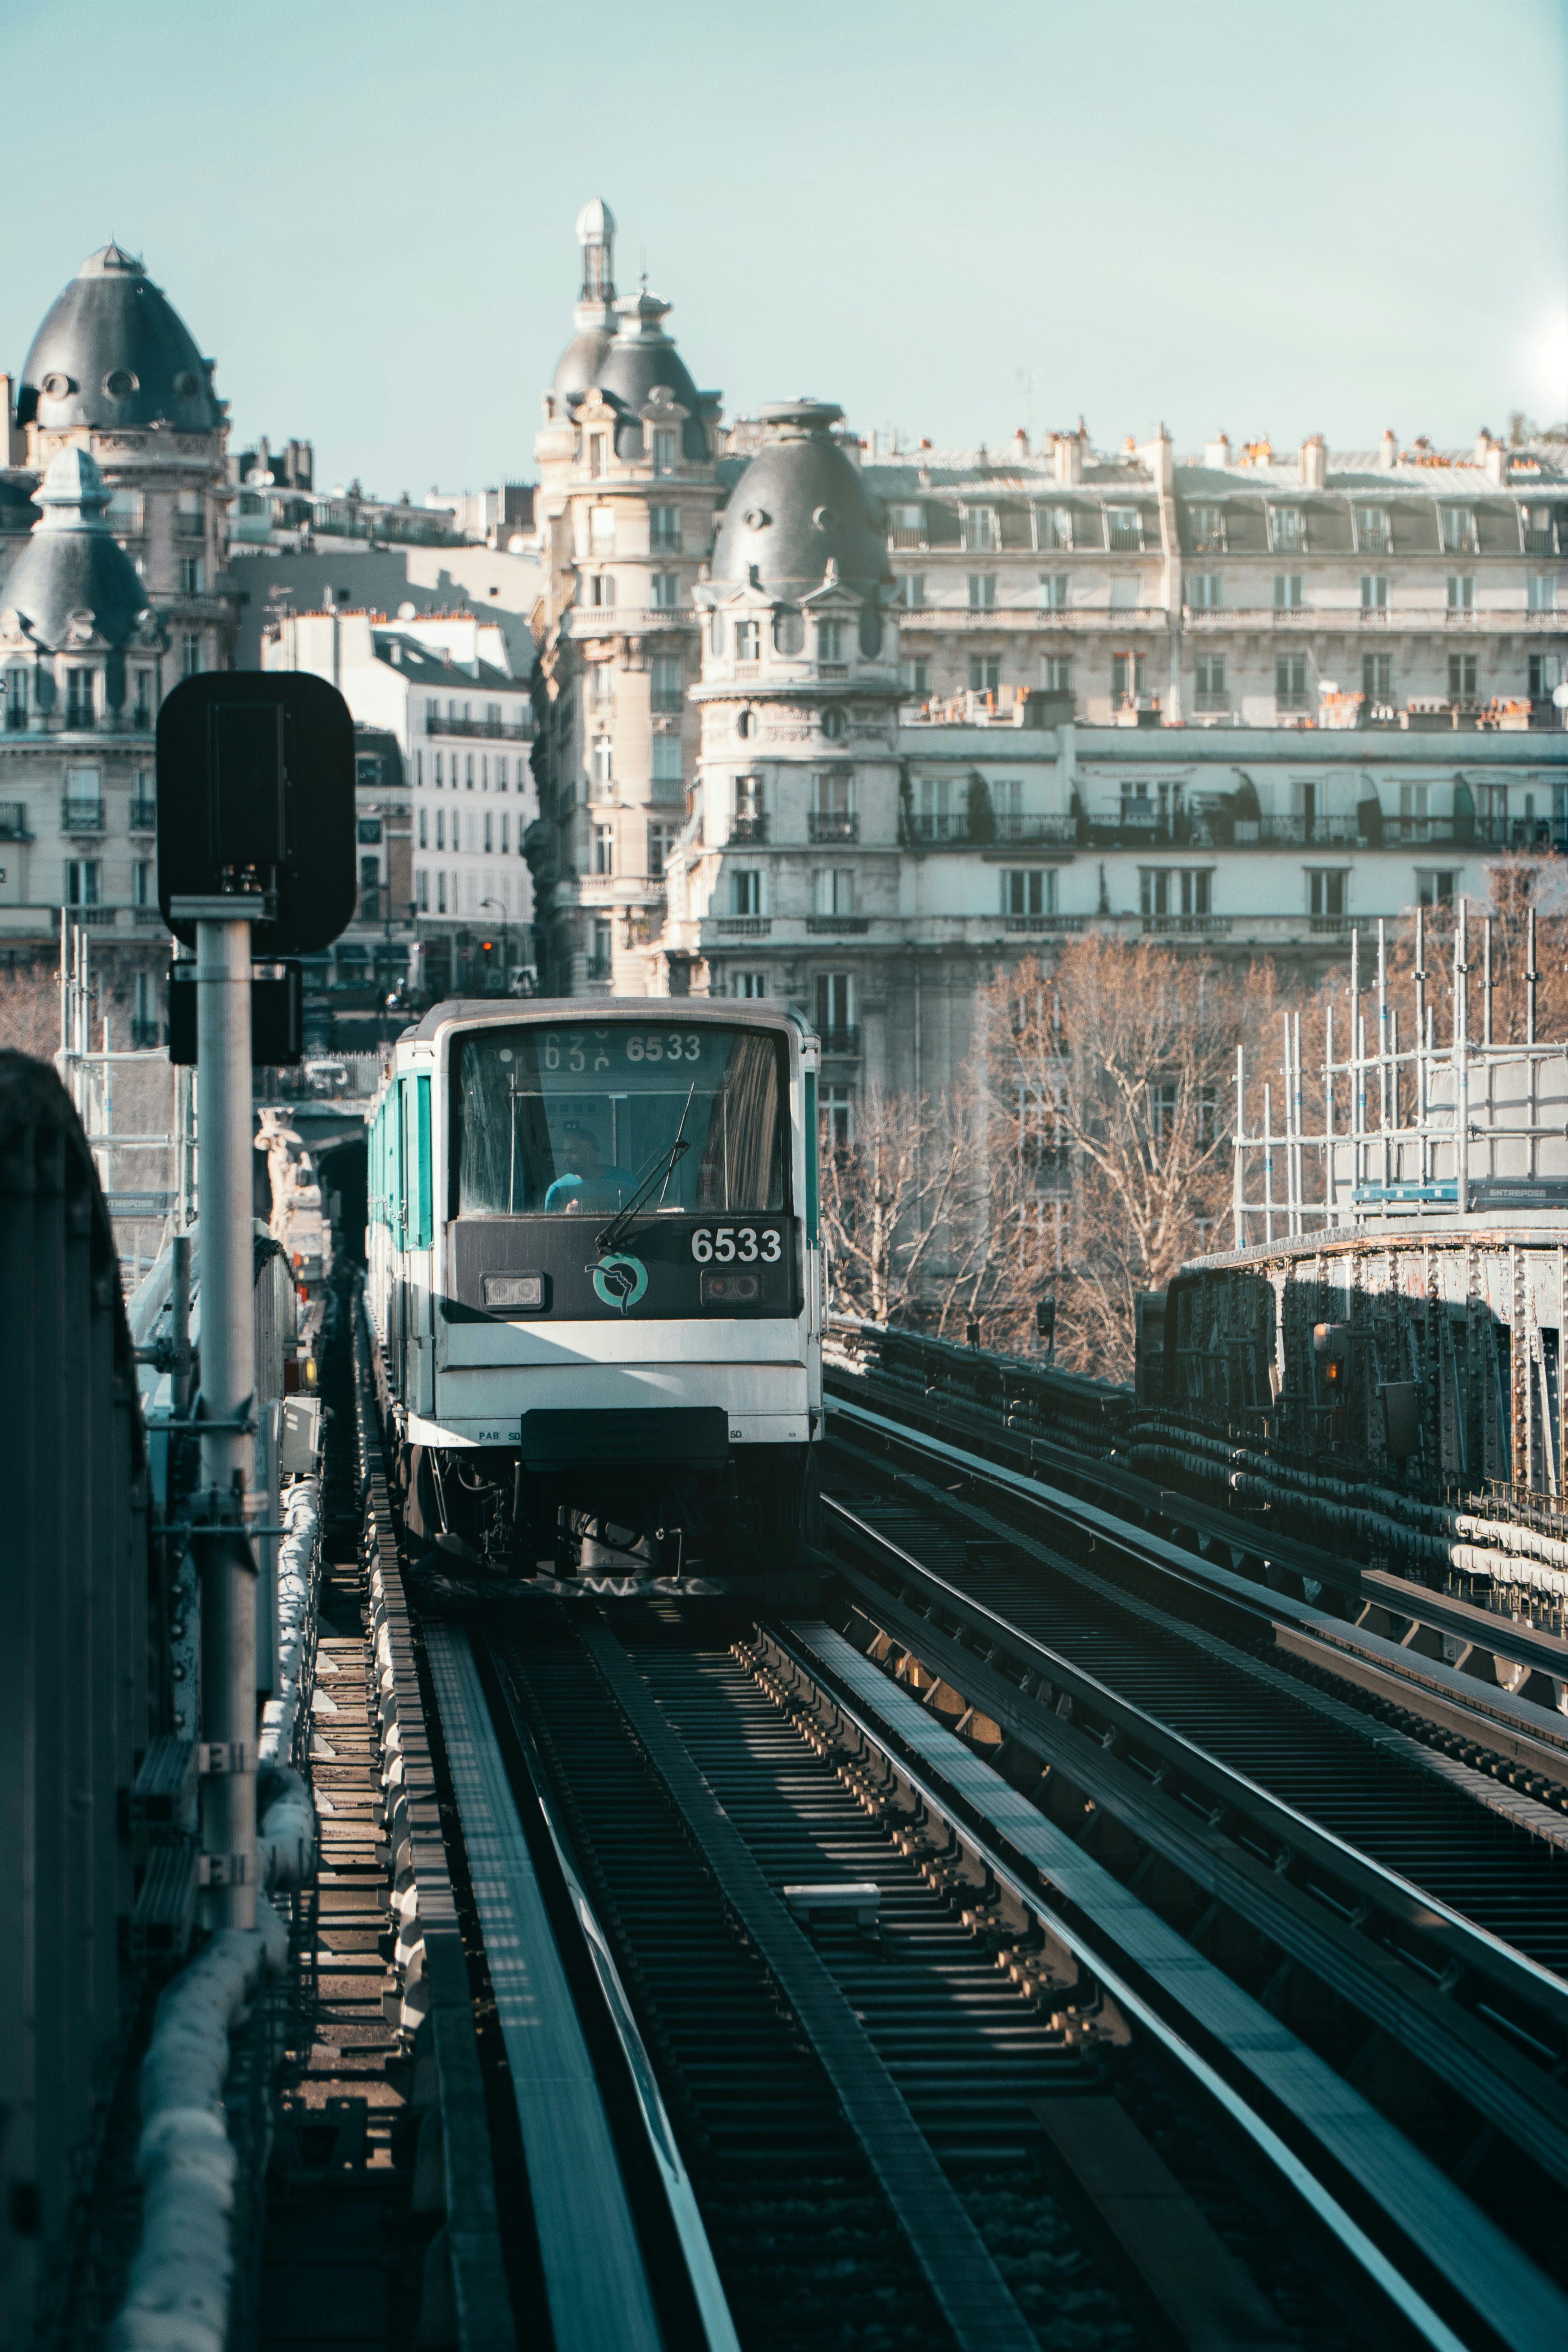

{"left": 365, "top": 999, "right": 824, "bottom": 1585}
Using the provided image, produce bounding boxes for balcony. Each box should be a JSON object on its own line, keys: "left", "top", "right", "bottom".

{"left": 1309, "top": 915, "right": 1352, "bottom": 935}
{"left": 61, "top": 799, "right": 106, "bottom": 834}
{"left": 564, "top": 605, "right": 693, "bottom": 637}
{"left": 819, "top": 1026, "right": 861, "bottom": 1056}
{"left": 713, "top": 916, "right": 771, "bottom": 937}
{"left": 129, "top": 798, "right": 158, "bottom": 832}
{"left": 1142, "top": 914, "right": 1233, "bottom": 936}
{"left": 133, "top": 906, "right": 165, "bottom": 925}
{"left": 900, "top": 605, "right": 1171, "bottom": 633}
{"left": 816, "top": 661, "right": 849, "bottom": 679}
{"left": 727, "top": 813, "right": 768, "bottom": 844}
{"left": 1193, "top": 691, "right": 1229, "bottom": 713}
{"left": 905, "top": 810, "right": 1077, "bottom": 848}
{"left": 1006, "top": 914, "right": 1088, "bottom": 934}
{"left": 889, "top": 525, "right": 927, "bottom": 551}
{"left": 0, "top": 804, "right": 30, "bottom": 840}
{"left": 173, "top": 512, "right": 206, "bottom": 538}
{"left": 994, "top": 813, "right": 1076, "bottom": 844}
{"left": 68, "top": 905, "right": 119, "bottom": 927}
{"left": 425, "top": 714, "right": 533, "bottom": 740}
{"left": 806, "top": 915, "right": 870, "bottom": 934}
{"left": 130, "top": 1019, "right": 161, "bottom": 1049}
{"left": 809, "top": 811, "right": 858, "bottom": 843}
{"left": 650, "top": 691, "right": 685, "bottom": 715}
{"left": 1234, "top": 815, "right": 1362, "bottom": 846}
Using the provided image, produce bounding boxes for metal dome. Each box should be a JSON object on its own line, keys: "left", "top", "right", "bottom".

{"left": 711, "top": 402, "right": 889, "bottom": 599}
{"left": 17, "top": 245, "right": 220, "bottom": 434}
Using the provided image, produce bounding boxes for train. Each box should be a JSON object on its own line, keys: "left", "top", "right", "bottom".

{"left": 365, "top": 997, "right": 824, "bottom": 1587}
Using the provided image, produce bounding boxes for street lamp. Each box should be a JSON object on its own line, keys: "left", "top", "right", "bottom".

{"left": 480, "top": 897, "right": 510, "bottom": 996}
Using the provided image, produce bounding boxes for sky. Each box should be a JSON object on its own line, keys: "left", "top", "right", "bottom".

{"left": 1, "top": 0, "right": 1564, "bottom": 496}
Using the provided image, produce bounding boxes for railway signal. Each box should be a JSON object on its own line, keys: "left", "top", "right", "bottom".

{"left": 156, "top": 673, "right": 355, "bottom": 1928}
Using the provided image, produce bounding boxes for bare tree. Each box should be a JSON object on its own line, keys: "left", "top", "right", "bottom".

{"left": 977, "top": 941, "right": 1287, "bottom": 1381}
{"left": 819, "top": 1084, "right": 980, "bottom": 1326}
{"left": 0, "top": 962, "right": 59, "bottom": 1062}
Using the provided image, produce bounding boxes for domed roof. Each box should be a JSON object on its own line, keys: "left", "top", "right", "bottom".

{"left": 712, "top": 401, "right": 889, "bottom": 601}
{"left": 575, "top": 197, "right": 616, "bottom": 243}
{"left": 17, "top": 244, "right": 220, "bottom": 434}
{"left": 553, "top": 326, "right": 616, "bottom": 414}
{"left": 0, "top": 447, "right": 156, "bottom": 650}
{"left": 554, "top": 291, "right": 710, "bottom": 462}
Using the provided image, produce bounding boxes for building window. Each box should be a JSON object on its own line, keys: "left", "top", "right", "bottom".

{"left": 588, "top": 665, "right": 613, "bottom": 717}
{"left": 901, "top": 659, "right": 930, "bottom": 696}
{"left": 731, "top": 971, "right": 768, "bottom": 998}
{"left": 592, "top": 737, "right": 613, "bottom": 789}
{"left": 1530, "top": 653, "right": 1564, "bottom": 698}
{"left": 178, "top": 556, "right": 204, "bottom": 595}
{"left": 1041, "top": 656, "right": 1073, "bottom": 694}
{"left": 1440, "top": 507, "right": 1478, "bottom": 555}
{"left": 1039, "top": 573, "right": 1069, "bottom": 611}
{"left": 733, "top": 774, "right": 765, "bottom": 838}
{"left": 648, "top": 819, "right": 678, "bottom": 878}
{"left": 1268, "top": 507, "right": 1305, "bottom": 553}
{"left": 1449, "top": 653, "right": 1478, "bottom": 700}
{"left": 1400, "top": 783, "right": 1430, "bottom": 836}
{"left": 499, "top": 757, "right": 510, "bottom": 789}
{"left": 732, "top": 869, "right": 762, "bottom": 915}
{"left": 821, "top": 706, "right": 845, "bottom": 742}
{"left": 590, "top": 572, "right": 616, "bottom": 608}
{"left": 181, "top": 633, "right": 202, "bottom": 678}
{"left": 812, "top": 868, "right": 855, "bottom": 915}
{"left": 816, "top": 620, "right": 845, "bottom": 663}
{"left": 1417, "top": 869, "right": 1457, "bottom": 907}
{"left": 1188, "top": 505, "right": 1225, "bottom": 555}
{"left": 820, "top": 1083, "right": 853, "bottom": 1150}
{"left": 1274, "top": 574, "right": 1305, "bottom": 609}
{"left": 1356, "top": 507, "right": 1392, "bottom": 554}
{"left": 1111, "top": 653, "right": 1145, "bottom": 705}
{"left": 735, "top": 619, "right": 761, "bottom": 663}
{"left": 889, "top": 504, "right": 925, "bottom": 549}
{"left": 437, "top": 871, "right": 447, "bottom": 913}
{"left": 649, "top": 652, "right": 683, "bottom": 713}
{"left": 649, "top": 504, "right": 681, "bottom": 552}
{"left": 133, "top": 859, "right": 153, "bottom": 908}
{"left": 961, "top": 507, "right": 998, "bottom": 552}
{"left": 588, "top": 433, "right": 607, "bottom": 478}
{"left": 815, "top": 972, "right": 854, "bottom": 1052}
{"left": 902, "top": 574, "right": 926, "bottom": 610}
{"left": 651, "top": 737, "right": 683, "bottom": 793}
{"left": 1308, "top": 869, "right": 1347, "bottom": 917}
{"left": 1447, "top": 575, "right": 1475, "bottom": 611}
{"left": 466, "top": 754, "right": 475, "bottom": 789}
{"left": 418, "top": 808, "right": 428, "bottom": 848}
{"left": 1527, "top": 576, "right": 1557, "bottom": 612}
{"left": 434, "top": 752, "right": 444, "bottom": 788}
{"left": 65, "top": 858, "right": 100, "bottom": 907}
{"left": 1275, "top": 654, "right": 1309, "bottom": 708}
{"left": 967, "top": 574, "right": 996, "bottom": 609}
{"left": 1000, "top": 869, "right": 1057, "bottom": 916}
{"left": 501, "top": 814, "right": 509, "bottom": 853}
{"left": 650, "top": 572, "right": 679, "bottom": 611}
{"left": 652, "top": 429, "right": 676, "bottom": 476}
{"left": 65, "top": 667, "right": 93, "bottom": 727}
{"left": 1035, "top": 505, "right": 1073, "bottom": 552}
{"left": 589, "top": 504, "right": 615, "bottom": 552}
{"left": 484, "top": 811, "right": 493, "bottom": 853}
{"left": 1106, "top": 506, "right": 1143, "bottom": 552}
{"left": 1193, "top": 655, "right": 1227, "bottom": 711}
{"left": 416, "top": 870, "right": 429, "bottom": 911}
{"left": 1188, "top": 574, "right": 1223, "bottom": 609}
{"left": 594, "top": 822, "right": 614, "bottom": 875}
{"left": 359, "top": 855, "right": 381, "bottom": 919}
{"left": 969, "top": 656, "right": 1001, "bottom": 694}
{"left": 131, "top": 669, "right": 152, "bottom": 729}
{"left": 436, "top": 809, "right": 446, "bottom": 850}
{"left": 1140, "top": 868, "right": 1211, "bottom": 918}
{"left": 1360, "top": 575, "right": 1389, "bottom": 611}
{"left": 1364, "top": 652, "right": 1393, "bottom": 701}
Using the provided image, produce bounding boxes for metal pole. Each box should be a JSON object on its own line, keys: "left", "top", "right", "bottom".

{"left": 1455, "top": 902, "right": 1470, "bottom": 1218}
{"left": 1263, "top": 1081, "right": 1274, "bottom": 1247}
{"left": 1484, "top": 916, "right": 1494, "bottom": 1048}
{"left": 1325, "top": 1001, "right": 1335, "bottom": 1220}
{"left": 1232, "top": 1043, "right": 1245, "bottom": 1249}
{"left": 194, "top": 911, "right": 258, "bottom": 1932}
{"left": 1527, "top": 906, "right": 1538, "bottom": 1047}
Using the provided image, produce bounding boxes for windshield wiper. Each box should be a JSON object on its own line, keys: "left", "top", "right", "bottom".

{"left": 596, "top": 1082, "right": 696, "bottom": 1254}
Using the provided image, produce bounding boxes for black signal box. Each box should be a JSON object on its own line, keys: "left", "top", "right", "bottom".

{"left": 168, "top": 962, "right": 304, "bottom": 1067}
{"left": 157, "top": 673, "right": 356, "bottom": 955}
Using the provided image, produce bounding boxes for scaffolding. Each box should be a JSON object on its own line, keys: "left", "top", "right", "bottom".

{"left": 56, "top": 914, "right": 195, "bottom": 1278}
{"left": 1232, "top": 904, "right": 1568, "bottom": 1247}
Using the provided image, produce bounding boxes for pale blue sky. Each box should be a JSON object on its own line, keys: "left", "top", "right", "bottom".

{"left": 2, "top": 0, "right": 1564, "bottom": 494}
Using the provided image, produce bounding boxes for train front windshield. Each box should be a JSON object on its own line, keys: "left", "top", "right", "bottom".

{"left": 455, "top": 1020, "right": 789, "bottom": 1217}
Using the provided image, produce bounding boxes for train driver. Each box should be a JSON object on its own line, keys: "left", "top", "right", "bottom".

{"left": 544, "top": 1125, "right": 634, "bottom": 1213}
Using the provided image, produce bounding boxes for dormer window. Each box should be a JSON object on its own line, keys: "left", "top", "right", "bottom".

{"left": 735, "top": 620, "right": 761, "bottom": 662}
{"left": 960, "top": 506, "right": 998, "bottom": 552}
{"left": 817, "top": 620, "right": 846, "bottom": 663}
{"left": 1267, "top": 506, "right": 1305, "bottom": 553}
{"left": 652, "top": 429, "right": 676, "bottom": 476}
{"left": 1187, "top": 504, "right": 1225, "bottom": 554}
{"left": 589, "top": 433, "right": 608, "bottom": 479}
{"left": 65, "top": 668, "right": 93, "bottom": 728}
{"left": 889, "top": 504, "right": 925, "bottom": 549}
{"left": 1355, "top": 507, "right": 1392, "bottom": 554}
{"left": 1106, "top": 507, "right": 1144, "bottom": 552}
{"left": 1034, "top": 505, "right": 1073, "bottom": 551}
{"left": 1440, "top": 507, "right": 1479, "bottom": 554}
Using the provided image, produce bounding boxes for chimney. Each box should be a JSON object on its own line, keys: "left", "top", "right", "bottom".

{"left": 1137, "top": 426, "right": 1173, "bottom": 492}
{"left": 1053, "top": 429, "right": 1084, "bottom": 485}
{"left": 1013, "top": 426, "right": 1030, "bottom": 458}
{"left": 1204, "top": 431, "right": 1231, "bottom": 470}
{"left": 1301, "top": 434, "right": 1327, "bottom": 490}
{"left": 1379, "top": 428, "right": 1398, "bottom": 471}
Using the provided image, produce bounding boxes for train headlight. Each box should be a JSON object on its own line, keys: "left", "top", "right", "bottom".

{"left": 482, "top": 1272, "right": 547, "bottom": 1311}
{"left": 701, "top": 1269, "right": 762, "bottom": 1306}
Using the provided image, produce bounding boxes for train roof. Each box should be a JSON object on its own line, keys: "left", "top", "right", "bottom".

{"left": 402, "top": 996, "right": 815, "bottom": 1042}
